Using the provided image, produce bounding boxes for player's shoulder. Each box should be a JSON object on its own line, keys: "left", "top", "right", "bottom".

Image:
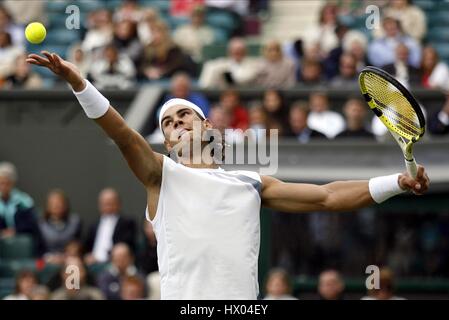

{"left": 224, "top": 169, "right": 261, "bottom": 183}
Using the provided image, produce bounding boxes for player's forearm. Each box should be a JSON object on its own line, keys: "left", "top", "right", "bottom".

{"left": 322, "top": 181, "right": 374, "bottom": 212}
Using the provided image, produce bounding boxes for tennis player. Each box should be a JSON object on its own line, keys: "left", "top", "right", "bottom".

{"left": 27, "top": 52, "right": 430, "bottom": 300}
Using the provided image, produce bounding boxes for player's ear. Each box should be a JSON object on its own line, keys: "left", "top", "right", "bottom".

{"left": 203, "top": 118, "right": 213, "bottom": 129}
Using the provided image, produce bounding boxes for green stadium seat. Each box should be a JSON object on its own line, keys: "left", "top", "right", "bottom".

{"left": 431, "top": 43, "right": 449, "bottom": 60}
{"left": 87, "top": 262, "right": 110, "bottom": 276}
{"left": 45, "top": 29, "right": 81, "bottom": 46}
{"left": 47, "top": 0, "right": 71, "bottom": 12}
{"left": 427, "top": 11, "right": 449, "bottom": 27}
{"left": 0, "top": 278, "right": 15, "bottom": 299}
{"left": 0, "top": 260, "right": 36, "bottom": 277}
{"left": 213, "top": 28, "right": 229, "bottom": 44}
{"left": 78, "top": 0, "right": 106, "bottom": 12}
{"left": 206, "top": 11, "right": 236, "bottom": 33}
{"left": 414, "top": 0, "right": 438, "bottom": 11}
{"left": 0, "top": 235, "right": 33, "bottom": 260}
{"left": 202, "top": 44, "right": 227, "bottom": 61}
{"left": 427, "top": 27, "right": 449, "bottom": 42}
{"left": 140, "top": 0, "right": 170, "bottom": 13}
{"left": 37, "top": 264, "right": 61, "bottom": 284}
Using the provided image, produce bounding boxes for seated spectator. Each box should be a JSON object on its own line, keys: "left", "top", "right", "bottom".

{"left": 136, "top": 220, "right": 158, "bottom": 276}
{"left": 199, "top": 37, "right": 260, "bottom": 89}
{"left": 97, "top": 243, "right": 144, "bottom": 300}
{"left": 0, "top": 162, "right": 43, "bottom": 255}
{"left": 361, "top": 267, "right": 405, "bottom": 300}
{"left": 84, "top": 188, "right": 136, "bottom": 265}
{"left": 88, "top": 44, "right": 136, "bottom": 89}
{"left": 377, "top": 0, "right": 427, "bottom": 42}
{"left": 164, "top": 72, "right": 210, "bottom": 116}
{"left": 382, "top": 43, "right": 420, "bottom": 88}
{"left": 0, "top": 31, "right": 23, "bottom": 79}
{"left": 113, "top": 0, "right": 143, "bottom": 23}
{"left": 205, "top": 0, "right": 249, "bottom": 17}
{"left": 307, "top": 92, "right": 345, "bottom": 138}
{"left": 302, "top": 3, "right": 339, "bottom": 59}
{"left": 255, "top": 40, "right": 295, "bottom": 89}
{"left": 67, "top": 44, "right": 91, "bottom": 78}
{"left": 421, "top": 46, "right": 449, "bottom": 92}
{"left": 30, "top": 285, "right": 50, "bottom": 300}
{"left": 248, "top": 104, "right": 269, "bottom": 141}
{"left": 286, "top": 101, "right": 327, "bottom": 143}
{"left": 142, "top": 21, "right": 196, "bottom": 80}
{"left": 120, "top": 275, "right": 146, "bottom": 300}
{"left": 261, "top": 89, "right": 289, "bottom": 135}
{"left": 368, "top": 16, "right": 421, "bottom": 68}
{"left": 318, "top": 269, "right": 345, "bottom": 300}
{"left": 3, "top": 54, "right": 43, "bottom": 89}
{"left": 330, "top": 53, "right": 359, "bottom": 87}
{"left": 173, "top": 5, "right": 215, "bottom": 62}
{"left": 219, "top": 89, "right": 249, "bottom": 131}
{"left": 81, "top": 9, "right": 114, "bottom": 59}
{"left": 51, "top": 257, "right": 104, "bottom": 300}
{"left": 2, "top": 0, "right": 46, "bottom": 25}
{"left": 39, "top": 189, "right": 82, "bottom": 265}
{"left": 336, "top": 99, "right": 375, "bottom": 140}
{"left": 137, "top": 8, "right": 161, "bottom": 46}
{"left": 429, "top": 96, "right": 449, "bottom": 135}
{"left": 208, "top": 106, "right": 244, "bottom": 144}
{"left": 299, "top": 58, "right": 323, "bottom": 85}
{"left": 263, "top": 268, "right": 297, "bottom": 300}
{"left": 2, "top": 270, "right": 38, "bottom": 300}
{"left": 171, "top": 0, "right": 204, "bottom": 17}
{"left": 0, "top": 6, "right": 24, "bottom": 47}
{"left": 112, "top": 20, "right": 143, "bottom": 67}
{"left": 322, "top": 23, "right": 350, "bottom": 80}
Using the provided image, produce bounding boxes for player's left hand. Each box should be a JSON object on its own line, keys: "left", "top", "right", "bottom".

{"left": 398, "top": 165, "right": 430, "bottom": 195}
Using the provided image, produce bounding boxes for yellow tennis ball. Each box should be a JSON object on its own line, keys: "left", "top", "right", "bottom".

{"left": 25, "top": 22, "right": 46, "bottom": 44}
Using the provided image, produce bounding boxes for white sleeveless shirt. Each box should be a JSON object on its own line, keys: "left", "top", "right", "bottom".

{"left": 146, "top": 156, "right": 262, "bottom": 300}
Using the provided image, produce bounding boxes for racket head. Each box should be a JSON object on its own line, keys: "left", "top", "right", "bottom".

{"left": 359, "top": 66, "right": 425, "bottom": 143}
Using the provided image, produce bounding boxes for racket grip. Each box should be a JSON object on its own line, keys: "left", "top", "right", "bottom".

{"left": 405, "top": 158, "right": 418, "bottom": 179}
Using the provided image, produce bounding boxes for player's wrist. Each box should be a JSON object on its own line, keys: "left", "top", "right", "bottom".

{"left": 369, "top": 173, "right": 405, "bottom": 203}
{"left": 72, "top": 79, "right": 110, "bottom": 119}
{"left": 70, "top": 77, "right": 86, "bottom": 93}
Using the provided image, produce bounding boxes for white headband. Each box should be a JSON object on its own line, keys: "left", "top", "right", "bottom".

{"left": 158, "top": 98, "right": 206, "bottom": 132}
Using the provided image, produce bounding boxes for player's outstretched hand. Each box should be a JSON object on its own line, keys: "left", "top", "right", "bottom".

{"left": 26, "top": 51, "right": 85, "bottom": 91}
{"left": 398, "top": 165, "right": 430, "bottom": 195}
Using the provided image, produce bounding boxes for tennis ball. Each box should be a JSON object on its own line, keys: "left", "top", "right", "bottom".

{"left": 25, "top": 22, "right": 47, "bottom": 44}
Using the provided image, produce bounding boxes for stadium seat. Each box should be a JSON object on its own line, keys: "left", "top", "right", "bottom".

{"left": 431, "top": 43, "right": 449, "bottom": 61}
{"left": 0, "top": 278, "right": 15, "bottom": 299}
{"left": 87, "top": 262, "right": 110, "bottom": 276}
{"left": 213, "top": 28, "right": 229, "bottom": 44}
{"left": 202, "top": 44, "right": 227, "bottom": 61}
{"left": 206, "top": 11, "right": 236, "bottom": 33}
{"left": 0, "top": 260, "right": 36, "bottom": 277}
{"left": 0, "top": 235, "right": 33, "bottom": 260}
{"left": 414, "top": 0, "right": 438, "bottom": 11}
{"left": 427, "top": 11, "right": 449, "bottom": 27}
{"left": 45, "top": 29, "right": 81, "bottom": 46}
{"left": 427, "top": 27, "right": 449, "bottom": 42}
{"left": 140, "top": 0, "right": 170, "bottom": 13}
{"left": 47, "top": 0, "right": 71, "bottom": 12}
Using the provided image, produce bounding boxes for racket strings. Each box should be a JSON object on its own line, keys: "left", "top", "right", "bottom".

{"left": 364, "top": 72, "right": 422, "bottom": 137}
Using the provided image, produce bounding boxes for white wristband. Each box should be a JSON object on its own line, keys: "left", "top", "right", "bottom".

{"left": 72, "top": 79, "right": 110, "bottom": 119}
{"left": 369, "top": 173, "right": 405, "bottom": 204}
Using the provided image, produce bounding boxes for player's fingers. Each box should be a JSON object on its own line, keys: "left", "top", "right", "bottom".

{"left": 401, "top": 176, "right": 421, "bottom": 192}
{"left": 52, "top": 53, "right": 62, "bottom": 68}
{"left": 27, "top": 54, "right": 50, "bottom": 66}
{"left": 416, "top": 165, "right": 425, "bottom": 180}
{"left": 42, "top": 51, "right": 55, "bottom": 65}
{"left": 26, "top": 58, "right": 40, "bottom": 65}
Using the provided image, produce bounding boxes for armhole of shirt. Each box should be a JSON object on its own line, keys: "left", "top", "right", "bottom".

{"left": 145, "top": 155, "right": 171, "bottom": 225}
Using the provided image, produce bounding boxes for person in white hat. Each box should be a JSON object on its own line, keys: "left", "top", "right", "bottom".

{"left": 26, "top": 51, "right": 430, "bottom": 300}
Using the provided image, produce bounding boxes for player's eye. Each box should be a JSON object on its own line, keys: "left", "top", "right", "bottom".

{"left": 164, "top": 120, "right": 172, "bottom": 127}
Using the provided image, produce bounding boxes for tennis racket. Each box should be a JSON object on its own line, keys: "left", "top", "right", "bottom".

{"left": 359, "top": 66, "right": 426, "bottom": 179}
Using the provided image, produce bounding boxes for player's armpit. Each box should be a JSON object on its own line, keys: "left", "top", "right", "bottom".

{"left": 95, "top": 107, "right": 163, "bottom": 187}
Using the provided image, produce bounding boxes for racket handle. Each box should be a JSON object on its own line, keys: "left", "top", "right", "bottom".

{"left": 405, "top": 158, "right": 418, "bottom": 179}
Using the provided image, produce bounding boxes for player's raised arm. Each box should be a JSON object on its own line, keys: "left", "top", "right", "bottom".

{"left": 26, "top": 51, "right": 162, "bottom": 187}
{"left": 261, "top": 166, "right": 430, "bottom": 213}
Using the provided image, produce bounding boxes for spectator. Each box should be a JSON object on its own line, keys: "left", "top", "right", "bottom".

{"left": 67, "top": 44, "right": 91, "bottom": 78}
{"left": 142, "top": 21, "right": 197, "bottom": 80}
{"left": 205, "top": 0, "right": 249, "bottom": 17}
{"left": 421, "top": 46, "right": 449, "bottom": 92}
{"left": 3, "top": 0, "right": 46, "bottom": 25}
{"left": 429, "top": 96, "right": 449, "bottom": 136}
{"left": 302, "top": 3, "right": 339, "bottom": 59}
{"left": 0, "top": 162, "right": 43, "bottom": 255}
{"left": 136, "top": 220, "right": 158, "bottom": 275}
{"left": 39, "top": 189, "right": 82, "bottom": 265}
{"left": 322, "top": 23, "right": 350, "bottom": 80}
{"left": 84, "top": 188, "right": 136, "bottom": 265}
{"left": 263, "top": 268, "right": 297, "bottom": 300}
{"left": 255, "top": 40, "right": 296, "bottom": 89}
{"left": 382, "top": 43, "right": 420, "bottom": 88}
{"left": 88, "top": 44, "right": 136, "bottom": 89}
{"left": 51, "top": 257, "right": 104, "bottom": 300}
{"left": 2, "top": 270, "right": 38, "bottom": 300}
{"left": 30, "top": 285, "right": 50, "bottom": 300}
{"left": 173, "top": 5, "right": 215, "bottom": 62}
{"left": 379, "top": 0, "right": 427, "bottom": 42}
{"left": 199, "top": 37, "right": 260, "bottom": 89}
{"left": 112, "top": 20, "right": 143, "bottom": 67}
{"left": 307, "top": 93, "right": 345, "bottom": 138}
{"left": 368, "top": 16, "right": 421, "bottom": 68}
{"left": 336, "top": 99, "right": 375, "bottom": 140}
{"left": 3, "top": 54, "right": 43, "bottom": 89}
{"left": 342, "top": 30, "right": 368, "bottom": 73}
{"left": 114, "top": 0, "right": 143, "bottom": 23}
{"left": 318, "top": 269, "right": 345, "bottom": 300}
{"left": 120, "top": 275, "right": 146, "bottom": 300}
{"left": 361, "top": 267, "right": 405, "bottom": 300}
{"left": 0, "top": 6, "right": 24, "bottom": 47}
{"left": 330, "top": 53, "right": 359, "bottom": 87}
{"left": 219, "top": 89, "right": 249, "bottom": 131}
{"left": 248, "top": 104, "right": 269, "bottom": 141}
{"left": 137, "top": 8, "right": 161, "bottom": 46}
{"left": 97, "top": 243, "right": 144, "bottom": 300}
{"left": 164, "top": 72, "right": 210, "bottom": 116}
{"left": 0, "top": 31, "right": 23, "bottom": 78}
{"left": 81, "top": 9, "right": 114, "bottom": 59}
{"left": 171, "top": 0, "right": 204, "bottom": 17}
{"left": 208, "top": 106, "right": 244, "bottom": 144}
{"left": 286, "top": 101, "right": 327, "bottom": 143}
{"left": 261, "top": 89, "right": 289, "bottom": 135}
{"left": 299, "top": 59, "right": 323, "bottom": 85}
